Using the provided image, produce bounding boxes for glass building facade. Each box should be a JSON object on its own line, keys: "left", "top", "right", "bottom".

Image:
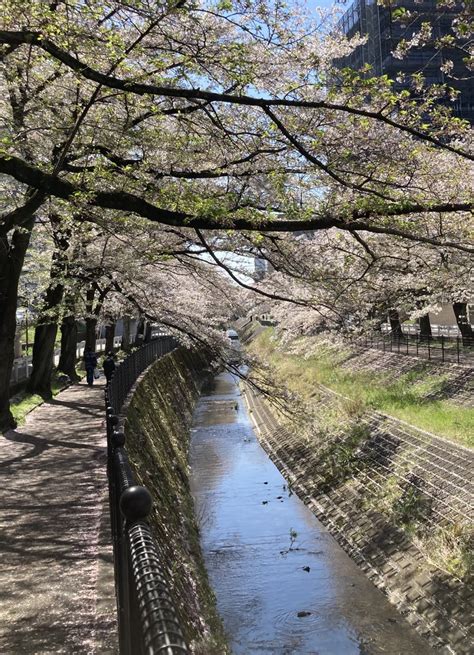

{"left": 335, "top": 0, "right": 473, "bottom": 123}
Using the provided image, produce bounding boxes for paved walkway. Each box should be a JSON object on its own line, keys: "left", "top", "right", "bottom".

{"left": 0, "top": 381, "right": 117, "bottom": 654}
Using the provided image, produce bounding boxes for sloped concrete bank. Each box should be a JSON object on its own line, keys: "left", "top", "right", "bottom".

{"left": 244, "top": 384, "right": 473, "bottom": 654}
{"left": 336, "top": 345, "right": 474, "bottom": 408}
{"left": 122, "top": 348, "right": 228, "bottom": 654}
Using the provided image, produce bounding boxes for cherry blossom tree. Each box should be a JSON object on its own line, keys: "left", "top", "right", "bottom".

{"left": 253, "top": 226, "right": 473, "bottom": 339}
{"left": 0, "top": 0, "right": 472, "bottom": 430}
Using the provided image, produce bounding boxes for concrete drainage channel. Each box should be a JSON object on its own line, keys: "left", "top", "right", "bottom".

{"left": 243, "top": 381, "right": 473, "bottom": 655}
{"left": 188, "top": 373, "right": 434, "bottom": 655}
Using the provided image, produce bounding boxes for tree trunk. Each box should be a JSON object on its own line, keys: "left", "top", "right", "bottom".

{"left": 85, "top": 316, "right": 98, "bottom": 352}
{"left": 453, "top": 302, "right": 473, "bottom": 346}
{"left": 27, "top": 323, "right": 59, "bottom": 396}
{"left": 418, "top": 314, "right": 432, "bottom": 341}
{"left": 58, "top": 314, "right": 80, "bottom": 381}
{"left": 0, "top": 218, "right": 35, "bottom": 432}
{"left": 388, "top": 309, "right": 403, "bottom": 338}
{"left": 27, "top": 213, "right": 69, "bottom": 396}
{"left": 122, "top": 315, "right": 131, "bottom": 351}
{"left": 105, "top": 322, "right": 116, "bottom": 353}
{"left": 144, "top": 321, "right": 153, "bottom": 343}
{"left": 14, "top": 327, "right": 22, "bottom": 358}
{"left": 85, "top": 286, "right": 97, "bottom": 351}
{"left": 134, "top": 316, "right": 145, "bottom": 346}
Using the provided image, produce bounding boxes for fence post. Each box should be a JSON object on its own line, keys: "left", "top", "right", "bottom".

{"left": 457, "top": 337, "right": 460, "bottom": 364}
{"left": 428, "top": 339, "right": 431, "bottom": 360}
{"left": 406, "top": 337, "right": 409, "bottom": 355}
{"left": 416, "top": 335, "right": 419, "bottom": 357}
{"left": 441, "top": 335, "right": 445, "bottom": 363}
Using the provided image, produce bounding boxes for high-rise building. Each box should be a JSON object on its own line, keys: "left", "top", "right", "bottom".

{"left": 254, "top": 256, "right": 268, "bottom": 281}
{"left": 335, "top": 0, "right": 473, "bottom": 123}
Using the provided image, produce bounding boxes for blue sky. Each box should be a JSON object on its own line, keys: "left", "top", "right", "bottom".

{"left": 305, "top": 0, "right": 348, "bottom": 9}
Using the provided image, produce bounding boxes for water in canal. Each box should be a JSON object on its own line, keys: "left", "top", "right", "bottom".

{"left": 189, "top": 374, "right": 433, "bottom": 655}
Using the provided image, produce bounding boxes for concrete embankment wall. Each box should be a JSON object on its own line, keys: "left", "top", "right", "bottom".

{"left": 245, "top": 384, "right": 473, "bottom": 654}
{"left": 122, "top": 348, "right": 227, "bottom": 654}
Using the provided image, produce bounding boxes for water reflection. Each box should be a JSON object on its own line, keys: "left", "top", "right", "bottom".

{"left": 189, "top": 374, "right": 432, "bottom": 655}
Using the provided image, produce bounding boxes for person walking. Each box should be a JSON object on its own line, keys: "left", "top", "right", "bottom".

{"left": 83, "top": 348, "right": 98, "bottom": 386}
{"left": 103, "top": 352, "right": 116, "bottom": 385}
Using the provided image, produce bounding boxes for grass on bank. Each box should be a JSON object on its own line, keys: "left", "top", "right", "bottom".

{"left": 12, "top": 346, "right": 129, "bottom": 426}
{"left": 250, "top": 329, "right": 474, "bottom": 448}
{"left": 10, "top": 374, "right": 69, "bottom": 426}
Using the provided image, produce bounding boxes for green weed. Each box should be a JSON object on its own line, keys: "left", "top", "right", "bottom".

{"left": 10, "top": 374, "right": 67, "bottom": 425}
{"left": 249, "top": 330, "right": 474, "bottom": 447}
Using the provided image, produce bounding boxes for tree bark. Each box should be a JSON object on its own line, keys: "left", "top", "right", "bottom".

{"left": 85, "top": 316, "right": 97, "bottom": 351}
{"left": 58, "top": 314, "right": 80, "bottom": 381}
{"left": 122, "top": 315, "right": 131, "bottom": 351}
{"left": 27, "top": 323, "right": 59, "bottom": 396}
{"left": 105, "top": 321, "right": 116, "bottom": 353}
{"left": 388, "top": 309, "right": 403, "bottom": 338}
{"left": 453, "top": 302, "right": 473, "bottom": 345}
{"left": 144, "top": 321, "right": 153, "bottom": 343}
{"left": 27, "top": 213, "right": 69, "bottom": 396}
{"left": 84, "top": 283, "right": 112, "bottom": 352}
{"left": 85, "top": 286, "right": 97, "bottom": 351}
{"left": 134, "top": 316, "right": 145, "bottom": 346}
{"left": 0, "top": 218, "right": 35, "bottom": 432}
{"left": 418, "top": 314, "right": 432, "bottom": 341}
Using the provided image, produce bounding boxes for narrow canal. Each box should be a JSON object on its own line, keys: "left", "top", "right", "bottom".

{"left": 189, "top": 373, "right": 432, "bottom": 655}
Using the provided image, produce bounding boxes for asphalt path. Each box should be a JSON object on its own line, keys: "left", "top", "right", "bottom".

{"left": 0, "top": 381, "right": 117, "bottom": 654}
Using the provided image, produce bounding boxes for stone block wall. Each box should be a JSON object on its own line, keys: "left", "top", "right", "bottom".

{"left": 123, "top": 348, "right": 228, "bottom": 654}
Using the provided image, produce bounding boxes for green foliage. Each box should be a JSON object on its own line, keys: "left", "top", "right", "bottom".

{"left": 419, "top": 524, "right": 473, "bottom": 580}
{"left": 313, "top": 421, "right": 371, "bottom": 491}
{"left": 367, "top": 475, "right": 472, "bottom": 580}
{"left": 370, "top": 473, "right": 433, "bottom": 529}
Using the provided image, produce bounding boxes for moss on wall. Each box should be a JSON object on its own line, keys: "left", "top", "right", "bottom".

{"left": 123, "top": 348, "right": 229, "bottom": 654}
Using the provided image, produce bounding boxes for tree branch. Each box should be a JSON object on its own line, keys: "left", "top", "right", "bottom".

{"left": 0, "top": 30, "right": 472, "bottom": 162}
{"left": 1, "top": 153, "right": 472, "bottom": 252}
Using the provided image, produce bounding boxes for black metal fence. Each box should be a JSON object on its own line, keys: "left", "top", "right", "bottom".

{"left": 108, "top": 337, "right": 176, "bottom": 417}
{"left": 104, "top": 337, "right": 189, "bottom": 654}
{"left": 350, "top": 333, "right": 474, "bottom": 366}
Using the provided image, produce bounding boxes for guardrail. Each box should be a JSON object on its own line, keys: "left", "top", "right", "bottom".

{"left": 104, "top": 337, "right": 189, "bottom": 655}
{"left": 350, "top": 333, "right": 474, "bottom": 366}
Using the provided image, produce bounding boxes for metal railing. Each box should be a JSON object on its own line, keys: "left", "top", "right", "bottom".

{"left": 350, "top": 333, "right": 474, "bottom": 366}
{"left": 108, "top": 337, "right": 176, "bottom": 417}
{"left": 104, "top": 337, "right": 189, "bottom": 655}
{"left": 381, "top": 323, "right": 474, "bottom": 339}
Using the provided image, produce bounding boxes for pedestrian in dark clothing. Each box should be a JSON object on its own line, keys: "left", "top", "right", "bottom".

{"left": 83, "top": 349, "right": 98, "bottom": 386}
{"left": 103, "top": 352, "right": 116, "bottom": 384}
